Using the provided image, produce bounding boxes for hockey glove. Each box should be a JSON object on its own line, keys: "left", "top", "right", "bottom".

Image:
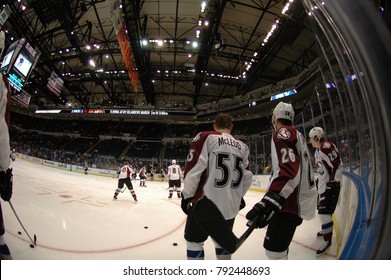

{"left": 181, "top": 194, "right": 193, "bottom": 215}
{"left": 245, "top": 191, "right": 285, "bottom": 228}
{"left": 326, "top": 181, "right": 341, "bottom": 201}
{"left": 239, "top": 198, "right": 246, "bottom": 210}
{"left": 326, "top": 181, "right": 340, "bottom": 190}
{"left": 0, "top": 168, "right": 13, "bottom": 201}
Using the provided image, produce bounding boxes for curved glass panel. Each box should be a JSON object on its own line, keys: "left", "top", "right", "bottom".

{"left": 300, "top": 0, "right": 391, "bottom": 259}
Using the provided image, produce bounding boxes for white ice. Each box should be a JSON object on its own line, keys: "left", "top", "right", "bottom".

{"left": 2, "top": 159, "right": 337, "bottom": 260}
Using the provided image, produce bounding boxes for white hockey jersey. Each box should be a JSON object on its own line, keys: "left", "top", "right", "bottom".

{"left": 183, "top": 131, "right": 253, "bottom": 220}
{"left": 118, "top": 164, "right": 135, "bottom": 179}
{"left": 314, "top": 141, "right": 343, "bottom": 194}
{"left": 167, "top": 164, "right": 182, "bottom": 180}
{"left": 268, "top": 126, "right": 317, "bottom": 220}
{"left": 0, "top": 73, "right": 11, "bottom": 172}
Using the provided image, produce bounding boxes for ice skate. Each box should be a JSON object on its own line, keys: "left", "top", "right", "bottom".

{"left": 316, "top": 240, "right": 331, "bottom": 255}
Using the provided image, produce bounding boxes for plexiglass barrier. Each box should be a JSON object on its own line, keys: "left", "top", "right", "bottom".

{"left": 247, "top": 0, "right": 390, "bottom": 259}
{"left": 298, "top": 0, "right": 391, "bottom": 259}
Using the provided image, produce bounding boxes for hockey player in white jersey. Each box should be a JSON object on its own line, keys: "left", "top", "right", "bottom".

{"left": 138, "top": 166, "right": 147, "bottom": 187}
{"left": 246, "top": 102, "right": 317, "bottom": 260}
{"left": 167, "top": 159, "right": 182, "bottom": 198}
{"left": 113, "top": 161, "right": 138, "bottom": 202}
{"left": 0, "top": 60, "right": 13, "bottom": 259}
{"left": 181, "top": 113, "right": 253, "bottom": 260}
{"left": 309, "top": 126, "right": 343, "bottom": 255}
{"left": 10, "top": 149, "right": 16, "bottom": 162}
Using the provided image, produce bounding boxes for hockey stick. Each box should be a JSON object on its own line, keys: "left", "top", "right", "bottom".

{"left": 234, "top": 215, "right": 263, "bottom": 250}
{"left": 8, "top": 201, "right": 37, "bottom": 248}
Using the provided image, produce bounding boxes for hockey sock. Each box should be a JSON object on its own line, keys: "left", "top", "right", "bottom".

{"left": 265, "top": 249, "right": 288, "bottom": 260}
{"left": 187, "top": 249, "right": 204, "bottom": 260}
{"left": 130, "top": 190, "right": 137, "bottom": 201}
{"left": 186, "top": 241, "right": 205, "bottom": 260}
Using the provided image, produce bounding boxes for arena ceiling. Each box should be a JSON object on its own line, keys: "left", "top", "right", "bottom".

{"left": 0, "top": 0, "right": 318, "bottom": 116}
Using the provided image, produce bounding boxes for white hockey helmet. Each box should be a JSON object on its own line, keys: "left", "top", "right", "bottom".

{"left": 272, "top": 102, "right": 295, "bottom": 122}
{"left": 172, "top": 159, "right": 176, "bottom": 164}
{"left": 309, "top": 127, "right": 325, "bottom": 139}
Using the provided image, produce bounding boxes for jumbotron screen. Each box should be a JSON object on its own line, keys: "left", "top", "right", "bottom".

{"left": 0, "top": 38, "right": 40, "bottom": 92}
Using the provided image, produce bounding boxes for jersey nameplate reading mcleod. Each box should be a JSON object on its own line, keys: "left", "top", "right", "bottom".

{"left": 217, "top": 136, "right": 242, "bottom": 150}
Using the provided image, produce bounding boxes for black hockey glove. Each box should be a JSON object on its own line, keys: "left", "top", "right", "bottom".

{"left": 0, "top": 168, "right": 13, "bottom": 201}
{"left": 245, "top": 191, "right": 285, "bottom": 228}
{"left": 181, "top": 194, "right": 193, "bottom": 215}
{"left": 326, "top": 181, "right": 340, "bottom": 190}
{"left": 326, "top": 181, "right": 341, "bottom": 200}
{"left": 239, "top": 197, "right": 246, "bottom": 210}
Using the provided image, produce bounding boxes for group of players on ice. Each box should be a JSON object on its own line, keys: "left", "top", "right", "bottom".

{"left": 108, "top": 101, "right": 342, "bottom": 260}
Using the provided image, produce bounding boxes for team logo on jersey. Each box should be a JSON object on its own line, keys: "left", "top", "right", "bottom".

{"left": 192, "top": 133, "right": 201, "bottom": 142}
{"left": 322, "top": 142, "right": 331, "bottom": 149}
{"left": 277, "top": 128, "right": 291, "bottom": 139}
{"left": 317, "top": 162, "right": 325, "bottom": 175}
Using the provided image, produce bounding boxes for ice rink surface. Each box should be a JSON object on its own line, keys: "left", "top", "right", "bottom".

{"left": 2, "top": 159, "right": 337, "bottom": 260}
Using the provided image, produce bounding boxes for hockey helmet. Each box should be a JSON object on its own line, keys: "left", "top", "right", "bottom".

{"left": 309, "top": 127, "right": 325, "bottom": 140}
{"left": 272, "top": 102, "right": 295, "bottom": 122}
{"left": 172, "top": 159, "right": 176, "bottom": 164}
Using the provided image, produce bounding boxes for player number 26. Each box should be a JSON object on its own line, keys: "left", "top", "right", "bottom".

{"left": 281, "top": 148, "right": 296, "bottom": 163}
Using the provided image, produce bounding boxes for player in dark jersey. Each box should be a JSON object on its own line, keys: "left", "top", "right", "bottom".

{"left": 0, "top": 67, "right": 13, "bottom": 259}
{"left": 246, "top": 102, "right": 317, "bottom": 259}
{"left": 309, "top": 127, "right": 343, "bottom": 255}
{"left": 182, "top": 113, "right": 253, "bottom": 260}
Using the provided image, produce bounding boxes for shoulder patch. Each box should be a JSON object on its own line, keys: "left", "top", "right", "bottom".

{"left": 192, "top": 132, "right": 201, "bottom": 142}
{"left": 322, "top": 142, "right": 331, "bottom": 149}
{"left": 277, "top": 127, "right": 291, "bottom": 140}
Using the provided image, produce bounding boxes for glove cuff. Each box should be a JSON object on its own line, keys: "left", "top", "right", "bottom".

{"left": 262, "top": 191, "right": 285, "bottom": 211}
